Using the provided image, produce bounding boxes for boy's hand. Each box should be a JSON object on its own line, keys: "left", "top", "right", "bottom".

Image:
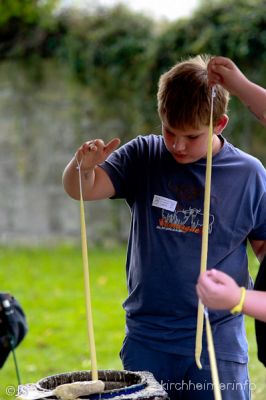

{"left": 208, "top": 56, "right": 248, "bottom": 96}
{"left": 196, "top": 269, "right": 242, "bottom": 310}
{"left": 76, "top": 138, "right": 121, "bottom": 170}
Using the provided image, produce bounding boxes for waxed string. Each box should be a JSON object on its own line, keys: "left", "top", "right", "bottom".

{"left": 195, "top": 87, "right": 222, "bottom": 400}
{"left": 76, "top": 157, "right": 98, "bottom": 381}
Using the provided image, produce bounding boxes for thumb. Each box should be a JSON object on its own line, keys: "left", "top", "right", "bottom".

{"left": 104, "top": 138, "right": 121, "bottom": 157}
{"left": 208, "top": 269, "right": 229, "bottom": 284}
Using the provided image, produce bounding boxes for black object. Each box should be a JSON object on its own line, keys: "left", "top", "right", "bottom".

{"left": 0, "top": 292, "right": 28, "bottom": 368}
{"left": 254, "top": 256, "right": 266, "bottom": 367}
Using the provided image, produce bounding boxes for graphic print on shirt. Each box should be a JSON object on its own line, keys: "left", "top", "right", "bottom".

{"left": 157, "top": 206, "right": 214, "bottom": 235}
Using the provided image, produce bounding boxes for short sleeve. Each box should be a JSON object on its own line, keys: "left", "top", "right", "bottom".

{"left": 99, "top": 136, "right": 148, "bottom": 205}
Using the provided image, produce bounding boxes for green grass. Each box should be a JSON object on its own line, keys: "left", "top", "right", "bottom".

{"left": 0, "top": 245, "right": 265, "bottom": 399}
{"left": 243, "top": 249, "right": 266, "bottom": 399}
{"left": 0, "top": 245, "right": 127, "bottom": 399}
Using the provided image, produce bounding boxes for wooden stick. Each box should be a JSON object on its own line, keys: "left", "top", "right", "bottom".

{"left": 77, "top": 160, "right": 98, "bottom": 381}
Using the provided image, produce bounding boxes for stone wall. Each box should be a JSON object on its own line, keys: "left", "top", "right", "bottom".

{"left": 0, "top": 60, "right": 130, "bottom": 245}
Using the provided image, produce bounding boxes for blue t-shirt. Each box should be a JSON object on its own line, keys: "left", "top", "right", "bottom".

{"left": 100, "top": 134, "right": 266, "bottom": 363}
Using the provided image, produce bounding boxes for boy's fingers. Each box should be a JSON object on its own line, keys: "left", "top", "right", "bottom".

{"left": 104, "top": 138, "right": 121, "bottom": 156}
{"left": 93, "top": 139, "right": 105, "bottom": 148}
{"left": 76, "top": 138, "right": 120, "bottom": 165}
{"left": 75, "top": 148, "right": 84, "bottom": 162}
{"left": 85, "top": 140, "right": 100, "bottom": 151}
{"left": 89, "top": 141, "right": 97, "bottom": 151}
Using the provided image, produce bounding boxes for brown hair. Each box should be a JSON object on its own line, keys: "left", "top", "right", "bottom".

{"left": 157, "top": 54, "right": 229, "bottom": 129}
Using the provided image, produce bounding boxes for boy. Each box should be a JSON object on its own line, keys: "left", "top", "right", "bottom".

{"left": 63, "top": 55, "right": 266, "bottom": 400}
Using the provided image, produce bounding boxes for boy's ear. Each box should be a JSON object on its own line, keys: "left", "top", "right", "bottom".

{"left": 214, "top": 114, "right": 229, "bottom": 134}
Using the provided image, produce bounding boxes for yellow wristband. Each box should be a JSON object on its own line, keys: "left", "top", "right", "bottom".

{"left": 230, "top": 287, "right": 246, "bottom": 315}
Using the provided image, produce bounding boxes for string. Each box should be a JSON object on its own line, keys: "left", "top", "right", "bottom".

{"left": 205, "top": 308, "right": 222, "bottom": 400}
{"left": 195, "top": 86, "right": 222, "bottom": 399}
{"left": 195, "top": 86, "right": 215, "bottom": 369}
{"left": 76, "top": 157, "right": 98, "bottom": 381}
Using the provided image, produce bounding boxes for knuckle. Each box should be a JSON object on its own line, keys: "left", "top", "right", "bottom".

{"left": 95, "top": 139, "right": 104, "bottom": 147}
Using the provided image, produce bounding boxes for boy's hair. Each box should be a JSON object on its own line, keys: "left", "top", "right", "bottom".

{"left": 157, "top": 54, "right": 229, "bottom": 129}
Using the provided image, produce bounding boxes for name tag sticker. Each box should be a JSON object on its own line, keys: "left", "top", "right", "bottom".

{"left": 152, "top": 195, "right": 177, "bottom": 212}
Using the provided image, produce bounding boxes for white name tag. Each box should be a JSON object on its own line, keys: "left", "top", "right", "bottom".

{"left": 152, "top": 195, "right": 177, "bottom": 212}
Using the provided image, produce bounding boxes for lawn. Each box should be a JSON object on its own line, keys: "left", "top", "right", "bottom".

{"left": 0, "top": 245, "right": 126, "bottom": 399}
{"left": 0, "top": 245, "right": 265, "bottom": 399}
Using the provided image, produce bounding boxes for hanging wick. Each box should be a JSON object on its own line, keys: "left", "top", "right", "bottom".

{"left": 75, "top": 155, "right": 83, "bottom": 171}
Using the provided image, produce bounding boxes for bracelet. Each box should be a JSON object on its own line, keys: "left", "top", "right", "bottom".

{"left": 230, "top": 287, "right": 246, "bottom": 315}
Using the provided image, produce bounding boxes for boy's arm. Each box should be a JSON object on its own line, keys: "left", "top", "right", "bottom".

{"left": 208, "top": 56, "right": 266, "bottom": 126}
{"left": 62, "top": 138, "right": 120, "bottom": 200}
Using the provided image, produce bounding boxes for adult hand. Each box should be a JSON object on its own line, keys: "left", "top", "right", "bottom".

{"left": 208, "top": 56, "right": 248, "bottom": 96}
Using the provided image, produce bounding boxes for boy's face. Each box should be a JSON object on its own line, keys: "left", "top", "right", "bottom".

{"left": 162, "top": 123, "right": 221, "bottom": 164}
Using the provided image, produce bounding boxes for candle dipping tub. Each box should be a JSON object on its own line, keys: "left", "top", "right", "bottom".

{"left": 19, "top": 370, "right": 169, "bottom": 400}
